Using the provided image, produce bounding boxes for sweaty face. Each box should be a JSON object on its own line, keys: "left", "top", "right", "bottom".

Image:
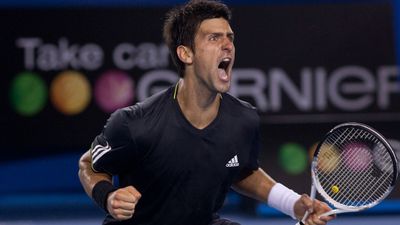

{"left": 191, "top": 18, "right": 235, "bottom": 94}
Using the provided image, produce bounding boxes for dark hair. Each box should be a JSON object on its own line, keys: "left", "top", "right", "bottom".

{"left": 163, "top": 0, "right": 232, "bottom": 77}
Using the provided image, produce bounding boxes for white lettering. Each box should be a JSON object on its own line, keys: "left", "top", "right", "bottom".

{"left": 377, "top": 66, "right": 399, "bottom": 109}
{"left": 230, "top": 69, "right": 268, "bottom": 111}
{"left": 15, "top": 37, "right": 42, "bottom": 69}
{"left": 269, "top": 68, "right": 312, "bottom": 112}
{"left": 113, "top": 43, "right": 169, "bottom": 70}
{"left": 329, "top": 66, "right": 374, "bottom": 111}
{"left": 315, "top": 67, "right": 327, "bottom": 111}
{"left": 16, "top": 37, "right": 103, "bottom": 71}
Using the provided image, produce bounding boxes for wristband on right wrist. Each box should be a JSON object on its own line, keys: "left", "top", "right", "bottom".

{"left": 92, "top": 180, "right": 117, "bottom": 212}
{"left": 267, "top": 183, "right": 301, "bottom": 219}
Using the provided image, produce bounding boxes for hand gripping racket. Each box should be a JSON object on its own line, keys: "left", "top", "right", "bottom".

{"left": 296, "top": 122, "right": 398, "bottom": 225}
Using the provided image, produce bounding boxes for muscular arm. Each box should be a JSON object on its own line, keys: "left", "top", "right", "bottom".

{"left": 233, "top": 167, "right": 334, "bottom": 225}
{"left": 232, "top": 167, "right": 276, "bottom": 203}
{"left": 78, "top": 150, "right": 141, "bottom": 221}
{"left": 78, "top": 150, "right": 112, "bottom": 198}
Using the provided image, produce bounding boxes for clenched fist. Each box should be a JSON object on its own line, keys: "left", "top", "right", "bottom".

{"left": 107, "top": 186, "right": 142, "bottom": 221}
{"left": 294, "top": 194, "right": 335, "bottom": 225}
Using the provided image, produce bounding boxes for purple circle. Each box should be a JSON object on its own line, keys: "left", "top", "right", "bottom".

{"left": 94, "top": 70, "right": 134, "bottom": 113}
{"left": 343, "top": 142, "right": 372, "bottom": 172}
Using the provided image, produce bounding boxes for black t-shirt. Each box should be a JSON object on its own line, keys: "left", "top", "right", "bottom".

{"left": 91, "top": 85, "right": 261, "bottom": 225}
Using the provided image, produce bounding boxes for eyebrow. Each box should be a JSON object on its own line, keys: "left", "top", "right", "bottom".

{"left": 208, "top": 31, "right": 235, "bottom": 38}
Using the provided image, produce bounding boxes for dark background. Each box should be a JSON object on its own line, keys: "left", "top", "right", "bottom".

{"left": 0, "top": 0, "right": 399, "bottom": 218}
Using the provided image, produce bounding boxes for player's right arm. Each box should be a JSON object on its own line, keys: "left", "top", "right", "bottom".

{"left": 78, "top": 150, "right": 141, "bottom": 221}
{"left": 78, "top": 108, "right": 142, "bottom": 221}
{"left": 78, "top": 149, "right": 112, "bottom": 198}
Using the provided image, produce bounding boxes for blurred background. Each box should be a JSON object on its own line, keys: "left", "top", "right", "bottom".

{"left": 0, "top": 0, "right": 399, "bottom": 224}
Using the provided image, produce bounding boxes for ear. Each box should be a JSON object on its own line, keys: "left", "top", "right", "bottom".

{"left": 176, "top": 45, "right": 193, "bottom": 64}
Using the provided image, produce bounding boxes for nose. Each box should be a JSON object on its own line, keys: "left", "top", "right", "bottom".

{"left": 222, "top": 37, "right": 234, "bottom": 52}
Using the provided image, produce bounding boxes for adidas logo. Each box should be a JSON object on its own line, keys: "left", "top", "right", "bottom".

{"left": 226, "top": 155, "right": 239, "bottom": 167}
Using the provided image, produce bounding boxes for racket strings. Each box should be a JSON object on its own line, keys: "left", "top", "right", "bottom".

{"left": 325, "top": 135, "right": 392, "bottom": 206}
{"left": 361, "top": 146, "right": 395, "bottom": 202}
{"left": 318, "top": 129, "right": 376, "bottom": 204}
{"left": 319, "top": 128, "right": 366, "bottom": 182}
{"left": 327, "top": 150, "right": 391, "bottom": 205}
{"left": 313, "top": 127, "right": 355, "bottom": 173}
{"left": 315, "top": 127, "right": 395, "bottom": 208}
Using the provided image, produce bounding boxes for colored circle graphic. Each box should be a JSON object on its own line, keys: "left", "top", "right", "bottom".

{"left": 50, "top": 71, "right": 91, "bottom": 115}
{"left": 317, "top": 143, "right": 340, "bottom": 173}
{"left": 343, "top": 142, "right": 372, "bottom": 172}
{"left": 9, "top": 72, "right": 47, "bottom": 116}
{"left": 94, "top": 70, "right": 134, "bottom": 113}
{"left": 279, "top": 143, "right": 307, "bottom": 175}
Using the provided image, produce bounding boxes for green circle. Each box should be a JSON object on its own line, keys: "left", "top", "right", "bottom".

{"left": 278, "top": 143, "right": 307, "bottom": 175}
{"left": 10, "top": 72, "right": 47, "bottom": 116}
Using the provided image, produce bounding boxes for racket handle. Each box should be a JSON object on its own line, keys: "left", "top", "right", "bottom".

{"left": 296, "top": 211, "right": 310, "bottom": 225}
{"left": 295, "top": 210, "right": 310, "bottom": 225}
{"left": 295, "top": 185, "right": 316, "bottom": 225}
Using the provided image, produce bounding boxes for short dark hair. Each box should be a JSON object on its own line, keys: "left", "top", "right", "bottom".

{"left": 163, "top": 0, "right": 232, "bottom": 77}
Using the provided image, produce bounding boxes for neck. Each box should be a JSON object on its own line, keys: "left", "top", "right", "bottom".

{"left": 175, "top": 79, "right": 221, "bottom": 129}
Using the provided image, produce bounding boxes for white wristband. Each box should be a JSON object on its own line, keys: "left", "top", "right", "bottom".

{"left": 267, "top": 183, "right": 301, "bottom": 219}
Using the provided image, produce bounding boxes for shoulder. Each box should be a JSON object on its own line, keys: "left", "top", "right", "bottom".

{"left": 104, "top": 86, "right": 172, "bottom": 131}
{"left": 222, "top": 92, "right": 257, "bottom": 112}
{"left": 221, "top": 93, "right": 260, "bottom": 123}
{"left": 115, "top": 86, "right": 172, "bottom": 120}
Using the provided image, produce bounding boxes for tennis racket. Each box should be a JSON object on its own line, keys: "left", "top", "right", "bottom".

{"left": 296, "top": 122, "right": 398, "bottom": 225}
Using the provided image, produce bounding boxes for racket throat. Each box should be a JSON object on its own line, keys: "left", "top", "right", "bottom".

{"left": 319, "top": 208, "right": 361, "bottom": 218}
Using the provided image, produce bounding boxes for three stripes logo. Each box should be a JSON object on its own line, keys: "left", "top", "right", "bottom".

{"left": 91, "top": 142, "right": 112, "bottom": 164}
{"left": 226, "top": 155, "right": 239, "bottom": 167}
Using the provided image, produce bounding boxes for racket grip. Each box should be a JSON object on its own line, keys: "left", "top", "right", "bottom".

{"left": 295, "top": 219, "right": 306, "bottom": 225}
{"left": 295, "top": 211, "right": 309, "bottom": 225}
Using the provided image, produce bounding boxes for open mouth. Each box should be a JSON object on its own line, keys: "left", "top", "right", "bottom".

{"left": 217, "top": 58, "right": 231, "bottom": 82}
{"left": 218, "top": 58, "right": 231, "bottom": 71}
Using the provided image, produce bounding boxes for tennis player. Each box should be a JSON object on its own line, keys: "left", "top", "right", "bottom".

{"left": 78, "top": 1, "right": 335, "bottom": 224}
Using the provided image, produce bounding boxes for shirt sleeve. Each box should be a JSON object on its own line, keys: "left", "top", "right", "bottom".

{"left": 90, "top": 108, "right": 136, "bottom": 175}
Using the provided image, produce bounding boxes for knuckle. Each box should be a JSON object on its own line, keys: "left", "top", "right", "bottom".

{"left": 115, "top": 191, "right": 124, "bottom": 198}
{"left": 110, "top": 200, "right": 119, "bottom": 208}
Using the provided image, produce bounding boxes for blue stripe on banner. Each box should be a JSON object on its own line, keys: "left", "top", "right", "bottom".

{"left": 0, "top": 193, "right": 92, "bottom": 208}
{"left": 1, "top": 193, "right": 400, "bottom": 216}
{"left": 0, "top": 153, "right": 83, "bottom": 193}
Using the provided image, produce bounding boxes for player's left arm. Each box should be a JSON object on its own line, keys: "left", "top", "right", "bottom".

{"left": 232, "top": 168, "right": 333, "bottom": 224}
{"left": 231, "top": 167, "right": 275, "bottom": 202}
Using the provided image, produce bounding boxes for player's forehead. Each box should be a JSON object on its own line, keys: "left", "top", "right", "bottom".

{"left": 197, "top": 18, "right": 233, "bottom": 35}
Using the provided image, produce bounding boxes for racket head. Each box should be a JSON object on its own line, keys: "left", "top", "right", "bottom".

{"left": 311, "top": 122, "right": 398, "bottom": 212}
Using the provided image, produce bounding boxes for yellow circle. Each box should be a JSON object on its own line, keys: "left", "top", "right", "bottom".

{"left": 50, "top": 71, "right": 91, "bottom": 115}
{"left": 331, "top": 185, "right": 339, "bottom": 194}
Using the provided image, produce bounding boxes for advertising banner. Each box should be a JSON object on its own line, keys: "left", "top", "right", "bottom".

{"left": 1, "top": 3, "right": 399, "bottom": 201}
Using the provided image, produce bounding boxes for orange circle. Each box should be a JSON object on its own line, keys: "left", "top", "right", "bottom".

{"left": 50, "top": 71, "right": 91, "bottom": 115}
{"left": 317, "top": 143, "right": 340, "bottom": 173}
